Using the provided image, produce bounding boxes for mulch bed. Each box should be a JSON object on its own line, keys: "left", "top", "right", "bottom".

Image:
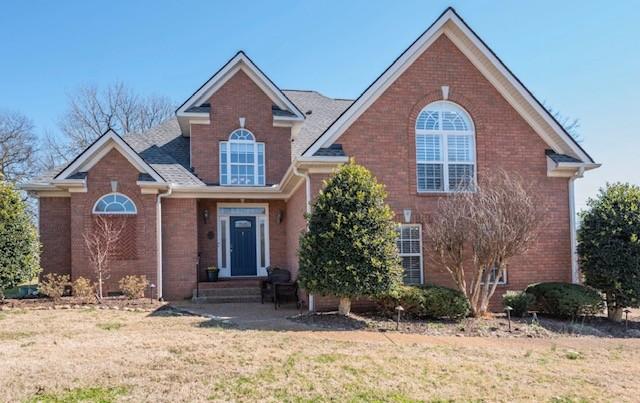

{"left": 290, "top": 311, "right": 640, "bottom": 338}
{"left": 0, "top": 296, "right": 165, "bottom": 312}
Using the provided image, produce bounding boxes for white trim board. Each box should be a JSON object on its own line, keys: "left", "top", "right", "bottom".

{"left": 302, "top": 8, "right": 594, "bottom": 165}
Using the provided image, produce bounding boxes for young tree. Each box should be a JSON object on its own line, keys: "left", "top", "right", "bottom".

{"left": 83, "top": 216, "right": 124, "bottom": 300}
{"left": 578, "top": 183, "right": 640, "bottom": 321}
{"left": 428, "top": 171, "right": 541, "bottom": 316}
{"left": 0, "top": 179, "right": 40, "bottom": 298}
{"left": 298, "top": 161, "right": 402, "bottom": 315}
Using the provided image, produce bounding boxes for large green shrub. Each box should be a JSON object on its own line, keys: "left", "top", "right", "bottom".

{"left": 298, "top": 161, "right": 401, "bottom": 315}
{"left": 525, "top": 282, "right": 604, "bottom": 318}
{"left": 578, "top": 183, "right": 640, "bottom": 321}
{"left": 0, "top": 180, "right": 40, "bottom": 298}
{"left": 377, "top": 284, "right": 469, "bottom": 320}
{"left": 502, "top": 291, "right": 534, "bottom": 317}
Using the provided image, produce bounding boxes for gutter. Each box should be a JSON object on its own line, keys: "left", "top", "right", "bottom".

{"left": 569, "top": 167, "right": 585, "bottom": 284}
{"left": 156, "top": 185, "right": 173, "bottom": 300}
{"left": 292, "top": 165, "right": 314, "bottom": 312}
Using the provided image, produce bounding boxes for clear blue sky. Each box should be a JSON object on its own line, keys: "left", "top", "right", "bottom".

{"left": 1, "top": 0, "right": 638, "bottom": 211}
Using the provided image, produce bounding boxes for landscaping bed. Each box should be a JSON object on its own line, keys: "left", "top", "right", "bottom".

{"left": 0, "top": 296, "right": 165, "bottom": 312}
{"left": 290, "top": 309, "right": 640, "bottom": 338}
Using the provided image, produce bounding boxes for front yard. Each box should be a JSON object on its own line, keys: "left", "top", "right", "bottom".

{"left": 1, "top": 308, "right": 640, "bottom": 402}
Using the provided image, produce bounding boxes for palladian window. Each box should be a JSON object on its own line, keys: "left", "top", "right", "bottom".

{"left": 92, "top": 193, "right": 137, "bottom": 214}
{"left": 220, "top": 129, "right": 265, "bottom": 186}
{"left": 415, "top": 101, "right": 475, "bottom": 192}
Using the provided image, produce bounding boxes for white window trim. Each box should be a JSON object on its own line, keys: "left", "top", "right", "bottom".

{"left": 220, "top": 129, "right": 265, "bottom": 187}
{"left": 397, "top": 223, "right": 424, "bottom": 285}
{"left": 482, "top": 266, "right": 507, "bottom": 285}
{"left": 92, "top": 192, "right": 137, "bottom": 215}
{"left": 416, "top": 101, "right": 476, "bottom": 193}
{"left": 216, "top": 203, "right": 270, "bottom": 278}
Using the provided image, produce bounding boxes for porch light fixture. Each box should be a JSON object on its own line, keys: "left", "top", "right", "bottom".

{"left": 403, "top": 209, "right": 412, "bottom": 223}
{"left": 276, "top": 209, "right": 284, "bottom": 224}
{"left": 203, "top": 208, "right": 209, "bottom": 224}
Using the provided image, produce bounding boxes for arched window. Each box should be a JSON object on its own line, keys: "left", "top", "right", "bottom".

{"left": 93, "top": 193, "right": 137, "bottom": 214}
{"left": 415, "top": 101, "right": 475, "bottom": 192}
{"left": 220, "top": 129, "right": 265, "bottom": 186}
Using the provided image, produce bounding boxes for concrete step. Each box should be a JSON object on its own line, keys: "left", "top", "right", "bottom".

{"left": 198, "top": 279, "right": 264, "bottom": 289}
{"left": 194, "top": 287, "right": 261, "bottom": 297}
{"left": 192, "top": 295, "right": 262, "bottom": 304}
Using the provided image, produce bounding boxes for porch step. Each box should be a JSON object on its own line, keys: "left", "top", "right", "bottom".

{"left": 198, "top": 279, "right": 264, "bottom": 290}
{"left": 195, "top": 287, "right": 261, "bottom": 298}
{"left": 192, "top": 295, "right": 262, "bottom": 304}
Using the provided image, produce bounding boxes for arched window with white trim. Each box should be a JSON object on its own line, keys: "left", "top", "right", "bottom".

{"left": 93, "top": 193, "right": 137, "bottom": 214}
{"left": 415, "top": 101, "right": 475, "bottom": 192}
{"left": 220, "top": 129, "right": 265, "bottom": 186}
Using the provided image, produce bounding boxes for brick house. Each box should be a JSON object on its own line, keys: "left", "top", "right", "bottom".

{"left": 24, "top": 8, "right": 599, "bottom": 310}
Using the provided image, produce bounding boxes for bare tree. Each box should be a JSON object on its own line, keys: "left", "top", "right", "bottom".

{"left": 0, "top": 110, "right": 39, "bottom": 182}
{"left": 428, "top": 171, "right": 541, "bottom": 316}
{"left": 45, "top": 82, "right": 174, "bottom": 166}
{"left": 83, "top": 216, "right": 124, "bottom": 300}
{"left": 544, "top": 102, "right": 582, "bottom": 142}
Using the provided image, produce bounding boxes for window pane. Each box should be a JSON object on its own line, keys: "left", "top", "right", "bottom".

{"left": 447, "top": 135, "right": 472, "bottom": 162}
{"left": 220, "top": 220, "right": 227, "bottom": 268}
{"left": 259, "top": 220, "right": 266, "bottom": 268}
{"left": 416, "top": 110, "right": 439, "bottom": 130}
{"left": 448, "top": 164, "right": 474, "bottom": 191}
{"left": 396, "top": 224, "right": 422, "bottom": 285}
{"left": 416, "top": 134, "right": 441, "bottom": 162}
{"left": 401, "top": 256, "right": 422, "bottom": 284}
{"left": 417, "top": 163, "right": 443, "bottom": 191}
{"left": 441, "top": 110, "right": 469, "bottom": 131}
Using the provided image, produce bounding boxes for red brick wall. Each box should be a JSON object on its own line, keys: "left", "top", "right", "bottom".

{"left": 321, "top": 35, "right": 571, "bottom": 307}
{"left": 39, "top": 197, "right": 71, "bottom": 277}
{"left": 191, "top": 70, "right": 292, "bottom": 185}
{"left": 69, "top": 149, "right": 157, "bottom": 296}
{"left": 196, "top": 199, "right": 288, "bottom": 278}
{"left": 162, "top": 198, "right": 198, "bottom": 300}
{"left": 285, "top": 183, "right": 306, "bottom": 280}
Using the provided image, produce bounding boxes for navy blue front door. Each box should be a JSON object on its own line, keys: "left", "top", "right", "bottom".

{"left": 230, "top": 216, "right": 257, "bottom": 276}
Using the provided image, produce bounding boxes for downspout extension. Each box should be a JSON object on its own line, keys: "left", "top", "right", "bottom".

{"left": 569, "top": 167, "right": 585, "bottom": 284}
{"left": 293, "top": 165, "right": 314, "bottom": 311}
{"left": 156, "top": 185, "right": 173, "bottom": 300}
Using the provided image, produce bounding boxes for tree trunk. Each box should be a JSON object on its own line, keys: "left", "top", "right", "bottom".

{"left": 608, "top": 306, "right": 623, "bottom": 322}
{"left": 97, "top": 272, "right": 103, "bottom": 300}
{"left": 338, "top": 297, "right": 351, "bottom": 316}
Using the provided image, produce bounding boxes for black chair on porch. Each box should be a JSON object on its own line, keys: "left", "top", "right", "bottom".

{"left": 260, "top": 266, "right": 300, "bottom": 309}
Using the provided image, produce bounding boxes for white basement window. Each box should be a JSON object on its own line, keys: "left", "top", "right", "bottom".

{"left": 396, "top": 224, "right": 423, "bottom": 285}
{"left": 416, "top": 101, "right": 475, "bottom": 192}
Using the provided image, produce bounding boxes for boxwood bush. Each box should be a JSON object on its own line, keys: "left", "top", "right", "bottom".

{"left": 502, "top": 291, "right": 534, "bottom": 317}
{"left": 378, "top": 284, "right": 469, "bottom": 320}
{"left": 525, "top": 282, "right": 604, "bottom": 318}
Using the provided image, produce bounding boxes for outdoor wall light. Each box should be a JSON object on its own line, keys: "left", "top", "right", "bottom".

{"left": 203, "top": 208, "right": 209, "bottom": 224}
{"left": 403, "top": 209, "right": 412, "bottom": 223}
{"left": 276, "top": 209, "right": 284, "bottom": 224}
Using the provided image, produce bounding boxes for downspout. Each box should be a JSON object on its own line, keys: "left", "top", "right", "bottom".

{"left": 293, "top": 164, "right": 314, "bottom": 311}
{"left": 156, "top": 185, "right": 173, "bottom": 300}
{"left": 569, "top": 167, "right": 585, "bottom": 284}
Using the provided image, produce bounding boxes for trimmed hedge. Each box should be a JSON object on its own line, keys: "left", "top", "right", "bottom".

{"left": 378, "top": 284, "right": 469, "bottom": 320}
{"left": 502, "top": 291, "right": 534, "bottom": 317}
{"left": 525, "top": 282, "right": 604, "bottom": 318}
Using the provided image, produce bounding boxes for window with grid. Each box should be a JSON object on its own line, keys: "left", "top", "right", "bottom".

{"left": 416, "top": 101, "right": 475, "bottom": 192}
{"left": 396, "top": 224, "right": 423, "bottom": 285}
{"left": 220, "top": 129, "right": 265, "bottom": 186}
{"left": 487, "top": 266, "right": 507, "bottom": 285}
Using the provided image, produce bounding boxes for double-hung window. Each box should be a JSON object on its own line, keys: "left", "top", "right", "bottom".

{"left": 416, "top": 101, "right": 475, "bottom": 192}
{"left": 220, "top": 129, "right": 265, "bottom": 186}
{"left": 396, "top": 224, "right": 423, "bottom": 285}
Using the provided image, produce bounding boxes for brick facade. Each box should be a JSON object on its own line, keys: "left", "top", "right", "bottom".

{"left": 162, "top": 198, "right": 198, "bottom": 300}
{"left": 39, "top": 197, "right": 71, "bottom": 277}
{"left": 191, "top": 69, "right": 292, "bottom": 185}
{"left": 69, "top": 149, "right": 157, "bottom": 296}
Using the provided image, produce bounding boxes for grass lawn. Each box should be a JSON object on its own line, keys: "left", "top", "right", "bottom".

{"left": 1, "top": 308, "right": 639, "bottom": 402}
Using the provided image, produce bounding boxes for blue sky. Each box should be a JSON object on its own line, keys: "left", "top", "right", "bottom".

{"left": 1, "top": 0, "right": 638, "bottom": 211}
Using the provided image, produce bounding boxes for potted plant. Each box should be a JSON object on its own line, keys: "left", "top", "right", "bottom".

{"left": 206, "top": 266, "right": 219, "bottom": 282}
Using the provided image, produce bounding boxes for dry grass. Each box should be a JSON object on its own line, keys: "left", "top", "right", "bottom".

{"left": 1, "top": 309, "right": 640, "bottom": 402}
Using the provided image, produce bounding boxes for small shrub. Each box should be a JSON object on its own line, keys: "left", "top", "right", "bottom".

{"left": 118, "top": 275, "right": 148, "bottom": 299}
{"left": 39, "top": 273, "right": 70, "bottom": 301}
{"left": 525, "top": 282, "right": 604, "bottom": 318}
{"left": 503, "top": 291, "right": 534, "bottom": 317}
{"left": 377, "top": 284, "right": 469, "bottom": 319}
{"left": 72, "top": 277, "right": 95, "bottom": 303}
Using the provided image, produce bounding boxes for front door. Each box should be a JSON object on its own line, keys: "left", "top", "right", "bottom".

{"left": 230, "top": 216, "right": 257, "bottom": 276}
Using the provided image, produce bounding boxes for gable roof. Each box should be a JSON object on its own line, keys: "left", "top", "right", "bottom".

{"left": 176, "top": 51, "right": 305, "bottom": 121}
{"left": 302, "top": 7, "right": 595, "bottom": 164}
{"left": 54, "top": 129, "right": 166, "bottom": 183}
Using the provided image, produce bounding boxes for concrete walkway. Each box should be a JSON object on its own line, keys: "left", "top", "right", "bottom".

{"left": 170, "top": 301, "right": 313, "bottom": 331}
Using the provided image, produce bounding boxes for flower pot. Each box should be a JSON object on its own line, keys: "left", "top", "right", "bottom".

{"left": 206, "top": 270, "right": 219, "bottom": 282}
